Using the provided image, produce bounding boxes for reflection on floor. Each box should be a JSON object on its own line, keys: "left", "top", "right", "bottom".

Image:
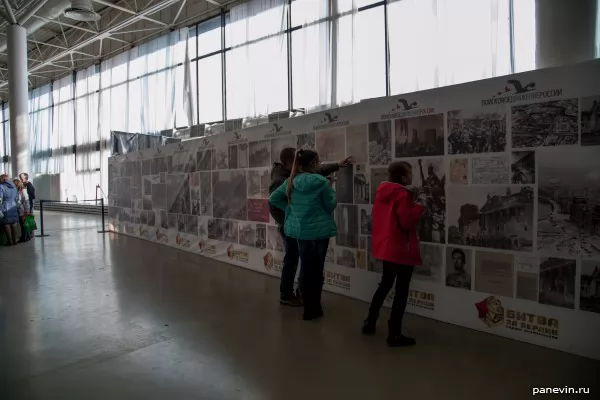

{"left": 0, "top": 212, "right": 598, "bottom": 399}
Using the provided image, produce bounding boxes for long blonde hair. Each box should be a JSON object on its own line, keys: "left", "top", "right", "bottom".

{"left": 286, "top": 149, "right": 319, "bottom": 204}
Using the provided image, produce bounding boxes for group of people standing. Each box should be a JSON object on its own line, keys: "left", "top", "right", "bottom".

{"left": 0, "top": 173, "right": 35, "bottom": 246}
{"left": 268, "top": 149, "right": 427, "bottom": 347}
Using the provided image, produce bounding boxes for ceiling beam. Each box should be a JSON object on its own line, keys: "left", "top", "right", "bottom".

{"left": 19, "top": 0, "right": 48, "bottom": 25}
{"left": 92, "top": 0, "right": 169, "bottom": 26}
{"left": 1, "top": 0, "right": 17, "bottom": 24}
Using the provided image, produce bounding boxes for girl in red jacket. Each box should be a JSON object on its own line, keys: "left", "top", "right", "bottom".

{"left": 362, "top": 161, "right": 425, "bottom": 347}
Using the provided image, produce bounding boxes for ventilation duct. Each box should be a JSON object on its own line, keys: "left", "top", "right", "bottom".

{"left": 64, "top": 0, "right": 100, "bottom": 21}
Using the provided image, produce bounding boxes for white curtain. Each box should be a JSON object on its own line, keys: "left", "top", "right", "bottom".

{"left": 388, "top": 0, "right": 511, "bottom": 95}
{"left": 291, "top": 0, "right": 332, "bottom": 112}
{"left": 226, "top": 0, "right": 288, "bottom": 119}
{"left": 29, "top": 84, "right": 52, "bottom": 174}
{"left": 51, "top": 75, "right": 75, "bottom": 174}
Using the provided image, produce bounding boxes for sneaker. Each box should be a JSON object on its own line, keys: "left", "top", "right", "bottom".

{"left": 362, "top": 319, "right": 376, "bottom": 335}
{"left": 280, "top": 294, "right": 303, "bottom": 307}
{"left": 386, "top": 335, "right": 416, "bottom": 347}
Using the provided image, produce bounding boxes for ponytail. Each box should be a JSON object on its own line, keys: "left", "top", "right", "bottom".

{"left": 287, "top": 150, "right": 302, "bottom": 204}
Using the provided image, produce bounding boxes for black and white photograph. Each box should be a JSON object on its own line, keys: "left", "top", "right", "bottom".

{"left": 223, "top": 220, "right": 239, "bottom": 243}
{"left": 208, "top": 218, "right": 224, "bottom": 241}
{"left": 143, "top": 177, "right": 152, "bottom": 196}
{"left": 148, "top": 211, "right": 156, "bottom": 227}
{"left": 199, "top": 218, "right": 207, "bottom": 237}
{"left": 297, "top": 132, "right": 315, "bottom": 150}
{"left": 512, "top": 99, "right": 578, "bottom": 148}
{"left": 167, "top": 174, "right": 190, "bottom": 215}
{"left": 186, "top": 215, "right": 198, "bottom": 235}
{"left": 196, "top": 149, "right": 212, "bottom": 171}
{"left": 370, "top": 167, "right": 388, "bottom": 205}
{"left": 142, "top": 159, "right": 153, "bottom": 176}
{"left": 238, "top": 143, "right": 249, "bottom": 168}
{"left": 172, "top": 151, "right": 195, "bottom": 173}
{"left": 472, "top": 155, "right": 509, "bottom": 184}
{"left": 475, "top": 251, "right": 514, "bottom": 297}
{"left": 248, "top": 169, "right": 270, "bottom": 199}
{"left": 336, "top": 204, "right": 359, "bottom": 248}
{"left": 199, "top": 172, "right": 212, "bottom": 216}
{"left": 448, "top": 186, "right": 534, "bottom": 251}
{"left": 213, "top": 147, "right": 228, "bottom": 170}
{"left": 151, "top": 182, "right": 167, "bottom": 210}
{"left": 581, "top": 96, "right": 600, "bottom": 146}
{"left": 239, "top": 222, "right": 267, "bottom": 249}
{"left": 249, "top": 140, "right": 271, "bottom": 168}
{"left": 445, "top": 246, "right": 472, "bottom": 290}
{"left": 271, "top": 136, "right": 296, "bottom": 165}
{"left": 143, "top": 195, "right": 152, "bottom": 211}
{"left": 267, "top": 225, "right": 284, "bottom": 252}
{"left": 414, "top": 243, "right": 443, "bottom": 283}
{"left": 580, "top": 259, "right": 600, "bottom": 314}
{"left": 335, "top": 166, "right": 353, "bottom": 204}
{"left": 354, "top": 164, "right": 369, "bottom": 204}
{"left": 153, "top": 156, "right": 171, "bottom": 174}
{"left": 368, "top": 121, "right": 392, "bottom": 165}
{"left": 168, "top": 213, "right": 178, "bottom": 230}
{"left": 140, "top": 211, "right": 148, "bottom": 225}
{"left": 447, "top": 107, "right": 506, "bottom": 154}
{"left": 212, "top": 171, "right": 247, "bottom": 220}
{"left": 228, "top": 145, "right": 238, "bottom": 169}
{"left": 359, "top": 236, "right": 368, "bottom": 250}
{"left": 337, "top": 248, "right": 356, "bottom": 268}
{"left": 160, "top": 210, "right": 168, "bottom": 229}
{"left": 409, "top": 158, "right": 446, "bottom": 243}
{"left": 539, "top": 257, "right": 576, "bottom": 309}
{"left": 316, "top": 127, "right": 345, "bottom": 162}
{"left": 359, "top": 205, "right": 372, "bottom": 235}
{"left": 177, "top": 214, "right": 186, "bottom": 232}
{"left": 346, "top": 124, "right": 368, "bottom": 163}
{"left": 537, "top": 147, "right": 600, "bottom": 257}
{"left": 395, "top": 114, "right": 444, "bottom": 157}
{"left": 511, "top": 151, "right": 535, "bottom": 184}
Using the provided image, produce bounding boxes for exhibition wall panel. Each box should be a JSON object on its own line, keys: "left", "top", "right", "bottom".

{"left": 108, "top": 59, "right": 600, "bottom": 359}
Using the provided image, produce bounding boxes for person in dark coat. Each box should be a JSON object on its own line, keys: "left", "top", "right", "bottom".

{"left": 0, "top": 174, "right": 20, "bottom": 246}
{"left": 19, "top": 173, "right": 35, "bottom": 213}
{"left": 269, "top": 147, "right": 351, "bottom": 306}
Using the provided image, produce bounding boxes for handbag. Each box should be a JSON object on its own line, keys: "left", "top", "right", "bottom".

{"left": 23, "top": 215, "right": 37, "bottom": 233}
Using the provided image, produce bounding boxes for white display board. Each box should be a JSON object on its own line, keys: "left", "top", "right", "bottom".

{"left": 108, "top": 59, "right": 600, "bottom": 359}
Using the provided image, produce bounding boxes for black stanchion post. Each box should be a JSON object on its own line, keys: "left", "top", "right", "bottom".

{"left": 98, "top": 198, "right": 110, "bottom": 234}
{"left": 39, "top": 200, "right": 49, "bottom": 237}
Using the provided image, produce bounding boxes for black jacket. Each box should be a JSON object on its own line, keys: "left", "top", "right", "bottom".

{"left": 25, "top": 181, "right": 35, "bottom": 200}
{"left": 268, "top": 162, "right": 339, "bottom": 226}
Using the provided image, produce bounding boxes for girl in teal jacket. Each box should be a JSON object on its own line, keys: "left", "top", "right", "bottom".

{"left": 269, "top": 149, "right": 337, "bottom": 320}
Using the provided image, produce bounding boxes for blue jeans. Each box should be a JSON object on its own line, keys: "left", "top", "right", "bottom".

{"left": 298, "top": 238, "right": 330, "bottom": 315}
{"left": 280, "top": 226, "right": 301, "bottom": 298}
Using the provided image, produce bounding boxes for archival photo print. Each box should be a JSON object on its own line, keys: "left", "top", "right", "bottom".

{"left": 337, "top": 248, "right": 356, "bottom": 269}
{"left": 153, "top": 156, "right": 171, "bottom": 174}
{"left": 228, "top": 145, "right": 238, "bottom": 169}
{"left": 448, "top": 185, "right": 534, "bottom": 251}
{"left": 336, "top": 204, "right": 359, "bottom": 248}
{"left": 449, "top": 158, "right": 468, "bottom": 185}
{"left": 580, "top": 259, "right": 600, "bottom": 314}
{"left": 213, "top": 147, "right": 228, "bottom": 170}
{"left": 178, "top": 214, "right": 186, "bottom": 232}
{"left": 160, "top": 210, "right": 168, "bottom": 229}
{"left": 370, "top": 167, "right": 388, "bottom": 204}
{"left": 581, "top": 96, "right": 600, "bottom": 146}
{"left": 445, "top": 246, "right": 472, "bottom": 290}
{"left": 223, "top": 220, "right": 239, "bottom": 243}
{"left": 186, "top": 215, "right": 198, "bottom": 236}
{"left": 316, "top": 127, "right": 345, "bottom": 162}
{"left": 249, "top": 140, "right": 271, "bottom": 168}
{"left": 409, "top": 158, "right": 446, "bottom": 243}
{"left": 516, "top": 259, "right": 539, "bottom": 302}
{"left": 167, "top": 174, "right": 190, "bottom": 215}
{"left": 208, "top": 218, "right": 225, "bottom": 241}
{"left": 142, "top": 159, "right": 153, "bottom": 176}
{"left": 359, "top": 205, "right": 372, "bottom": 235}
{"left": 354, "top": 164, "right": 369, "bottom": 204}
{"left": 199, "top": 172, "right": 212, "bottom": 216}
{"left": 472, "top": 155, "right": 509, "bottom": 184}
{"left": 271, "top": 136, "right": 296, "bottom": 165}
{"left": 248, "top": 199, "right": 270, "bottom": 223}
{"left": 474, "top": 250, "right": 514, "bottom": 297}
{"left": 248, "top": 169, "right": 271, "bottom": 199}
{"left": 297, "top": 132, "right": 315, "bottom": 150}
{"left": 267, "top": 225, "right": 285, "bottom": 252}
{"left": 196, "top": 149, "right": 212, "bottom": 171}
{"left": 414, "top": 243, "right": 443, "bottom": 283}
{"left": 239, "top": 222, "right": 267, "bottom": 249}
{"left": 539, "top": 257, "right": 576, "bottom": 309}
{"left": 346, "top": 124, "right": 368, "bottom": 163}
{"left": 336, "top": 166, "right": 353, "bottom": 204}
{"left": 212, "top": 170, "right": 247, "bottom": 220}
{"left": 512, "top": 98, "right": 578, "bottom": 148}
{"left": 172, "top": 151, "right": 195, "bottom": 173}
{"left": 447, "top": 107, "right": 506, "bottom": 154}
{"left": 368, "top": 121, "right": 392, "bottom": 165}
{"left": 537, "top": 147, "right": 600, "bottom": 257}
{"left": 238, "top": 143, "right": 249, "bottom": 168}
{"left": 511, "top": 151, "right": 535, "bottom": 184}
{"left": 395, "top": 114, "right": 444, "bottom": 158}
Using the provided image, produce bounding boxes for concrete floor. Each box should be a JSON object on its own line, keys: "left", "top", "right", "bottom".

{"left": 0, "top": 212, "right": 598, "bottom": 400}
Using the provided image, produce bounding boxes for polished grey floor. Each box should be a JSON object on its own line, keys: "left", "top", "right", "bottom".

{"left": 0, "top": 212, "right": 598, "bottom": 399}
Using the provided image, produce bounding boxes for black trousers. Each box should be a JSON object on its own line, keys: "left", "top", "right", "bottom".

{"left": 298, "top": 238, "right": 329, "bottom": 315}
{"left": 367, "top": 261, "right": 414, "bottom": 336}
